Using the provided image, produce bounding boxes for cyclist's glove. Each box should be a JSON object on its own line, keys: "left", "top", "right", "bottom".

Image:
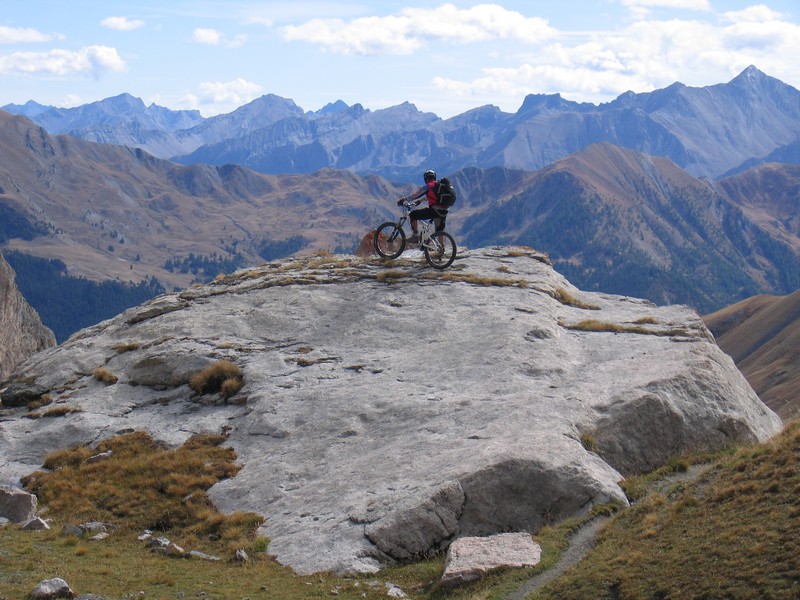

{"left": 397, "top": 197, "right": 408, "bottom": 206}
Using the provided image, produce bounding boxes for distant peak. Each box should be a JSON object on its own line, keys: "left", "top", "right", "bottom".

{"left": 730, "top": 65, "right": 767, "bottom": 85}
{"left": 99, "top": 93, "right": 147, "bottom": 110}
{"left": 316, "top": 100, "right": 349, "bottom": 115}
{"left": 516, "top": 92, "right": 588, "bottom": 116}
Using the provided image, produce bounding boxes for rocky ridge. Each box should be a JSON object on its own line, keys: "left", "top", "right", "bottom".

{"left": 0, "top": 247, "right": 781, "bottom": 575}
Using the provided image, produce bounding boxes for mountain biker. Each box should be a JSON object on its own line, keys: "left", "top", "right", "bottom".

{"left": 397, "top": 169, "right": 448, "bottom": 244}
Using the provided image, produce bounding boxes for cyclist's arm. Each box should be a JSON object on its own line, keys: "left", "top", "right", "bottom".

{"left": 401, "top": 186, "right": 427, "bottom": 203}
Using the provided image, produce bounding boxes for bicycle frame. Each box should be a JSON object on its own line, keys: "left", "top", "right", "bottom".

{"left": 400, "top": 202, "right": 445, "bottom": 244}
{"left": 418, "top": 221, "right": 445, "bottom": 251}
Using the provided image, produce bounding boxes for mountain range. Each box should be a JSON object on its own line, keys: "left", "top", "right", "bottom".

{"left": 5, "top": 66, "right": 800, "bottom": 181}
{"left": 1, "top": 107, "right": 799, "bottom": 326}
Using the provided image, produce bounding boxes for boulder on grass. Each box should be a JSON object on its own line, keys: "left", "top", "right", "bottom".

{"left": 441, "top": 532, "right": 542, "bottom": 587}
{"left": 0, "top": 485, "right": 37, "bottom": 523}
{"left": 31, "top": 577, "right": 74, "bottom": 599}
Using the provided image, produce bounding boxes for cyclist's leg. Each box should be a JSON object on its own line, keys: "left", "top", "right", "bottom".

{"left": 409, "top": 207, "right": 427, "bottom": 235}
{"left": 434, "top": 209, "right": 448, "bottom": 245}
{"left": 410, "top": 207, "right": 436, "bottom": 240}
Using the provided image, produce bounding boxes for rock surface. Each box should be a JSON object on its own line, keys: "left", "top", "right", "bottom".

{"left": 0, "top": 252, "right": 55, "bottom": 381}
{"left": 0, "top": 247, "right": 782, "bottom": 575}
{"left": 0, "top": 484, "right": 38, "bottom": 522}
{"left": 30, "top": 577, "right": 74, "bottom": 599}
{"left": 441, "top": 533, "right": 542, "bottom": 586}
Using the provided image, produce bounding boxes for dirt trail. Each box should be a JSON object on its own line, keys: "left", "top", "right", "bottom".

{"left": 504, "top": 464, "right": 711, "bottom": 599}
{"left": 504, "top": 515, "right": 612, "bottom": 600}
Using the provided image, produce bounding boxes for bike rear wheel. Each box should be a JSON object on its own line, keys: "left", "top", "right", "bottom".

{"left": 374, "top": 222, "right": 406, "bottom": 259}
{"left": 423, "top": 231, "right": 457, "bottom": 269}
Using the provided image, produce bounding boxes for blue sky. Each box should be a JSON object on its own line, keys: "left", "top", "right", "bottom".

{"left": 1, "top": 1, "right": 799, "bottom": 118}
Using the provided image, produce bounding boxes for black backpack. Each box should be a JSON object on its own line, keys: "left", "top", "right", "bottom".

{"left": 434, "top": 178, "right": 457, "bottom": 208}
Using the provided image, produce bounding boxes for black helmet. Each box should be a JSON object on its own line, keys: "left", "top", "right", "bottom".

{"left": 423, "top": 169, "right": 436, "bottom": 182}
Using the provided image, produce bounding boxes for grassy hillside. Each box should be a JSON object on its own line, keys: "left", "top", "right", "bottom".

{"left": 1, "top": 416, "right": 799, "bottom": 599}
{"left": 704, "top": 290, "right": 800, "bottom": 422}
{"left": 529, "top": 419, "right": 800, "bottom": 599}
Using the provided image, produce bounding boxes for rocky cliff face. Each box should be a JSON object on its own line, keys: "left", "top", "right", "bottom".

{"left": 0, "top": 247, "right": 781, "bottom": 575}
{"left": 0, "top": 252, "right": 55, "bottom": 380}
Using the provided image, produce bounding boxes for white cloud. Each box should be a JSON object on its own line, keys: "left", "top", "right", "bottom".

{"left": 0, "top": 45, "right": 126, "bottom": 78}
{"left": 281, "top": 3, "right": 556, "bottom": 55}
{"left": 192, "top": 28, "right": 247, "bottom": 48}
{"left": 101, "top": 17, "right": 145, "bottom": 31}
{"left": 193, "top": 28, "right": 222, "bottom": 45}
{"left": 244, "top": 16, "right": 274, "bottom": 27}
{"left": 0, "top": 26, "right": 53, "bottom": 44}
{"left": 622, "top": 0, "right": 711, "bottom": 9}
{"left": 181, "top": 78, "right": 264, "bottom": 115}
{"left": 722, "top": 5, "right": 781, "bottom": 22}
{"left": 622, "top": 0, "right": 711, "bottom": 21}
{"left": 62, "top": 94, "right": 84, "bottom": 107}
{"left": 718, "top": 5, "right": 800, "bottom": 72}
{"left": 430, "top": 6, "right": 800, "bottom": 109}
{"left": 226, "top": 34, "right": 248, "bottom": 48}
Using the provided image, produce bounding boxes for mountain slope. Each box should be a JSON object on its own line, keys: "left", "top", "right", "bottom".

{"left": 704, "top": 290, "right": 800, "bottom": 420}
{"left": 458, "top": 143, "right": 800, "bottom": 313}
{"left": 0, "top": 110, "right": 405, "bottom": 289}
{"left": 716, "top": 162, "right": 800, "bottom": 243}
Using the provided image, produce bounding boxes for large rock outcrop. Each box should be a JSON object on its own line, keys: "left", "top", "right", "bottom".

{"left": 0, "top": 247, "right": 781, "bottom": 575}
{"left": 0, "top": 252, "right": 55, "bottom": 381}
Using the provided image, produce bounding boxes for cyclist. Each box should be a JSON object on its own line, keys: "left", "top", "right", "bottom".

{"left": 397, "top": 169, "right": 448, "bottom": 244}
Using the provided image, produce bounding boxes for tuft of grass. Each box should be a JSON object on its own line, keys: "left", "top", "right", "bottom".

{"left": 562, "top": 319, "right": 694, "bottom": 338}
{"left": 189, "top": 360, "right": 243, "bottom": 398}
{"left": 580, "top": 431, "right": 598, "bottom": 453}
{"left": 554, "top": 287, "right": 601, "bottom": 310}
{"left": 25, "top": 405, "right": 83, "bottom": 419}
{"left": 376, "top": 269, "right": 411, "bottom": 282}
{"left": 633, "top": 316, "right": 658, "bottom": 325}
{"left": 112, "top": 342, "right": 141, "bottom": 354}
{"left": 564, "top": 319, "right": 626, "bottom": 333}
{"left": 26, "top": 393, "right": 53, "bottom": 410}
{"left": 425, "top": 272, "right": 528, "bottom": 287}
{"left": 220, "top": 377, "right": 243, "bottom": 400}
{"left": 93, "top": 367, "right": 118, "bottom": 385}
{"left": 504, "top": 248, "right": 534, "bottom": 257}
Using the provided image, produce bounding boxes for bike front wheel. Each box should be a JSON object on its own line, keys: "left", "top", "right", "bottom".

{"left": 423, "top": 231, "right": 457, "bottom": 269}
{"left": 374, "top": 222, "right": 406, "bottom": 259}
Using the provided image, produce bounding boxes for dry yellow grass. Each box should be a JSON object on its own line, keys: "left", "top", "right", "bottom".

{"left": 93, "top": 367, "right": 118, "bottom": 385}
{"left": 189, "top": 360, "right": 243, "bottom": 398}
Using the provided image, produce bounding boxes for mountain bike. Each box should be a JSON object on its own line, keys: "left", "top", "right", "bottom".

{"left": 373, "top": 201, "right": 457, "bottom": 269}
